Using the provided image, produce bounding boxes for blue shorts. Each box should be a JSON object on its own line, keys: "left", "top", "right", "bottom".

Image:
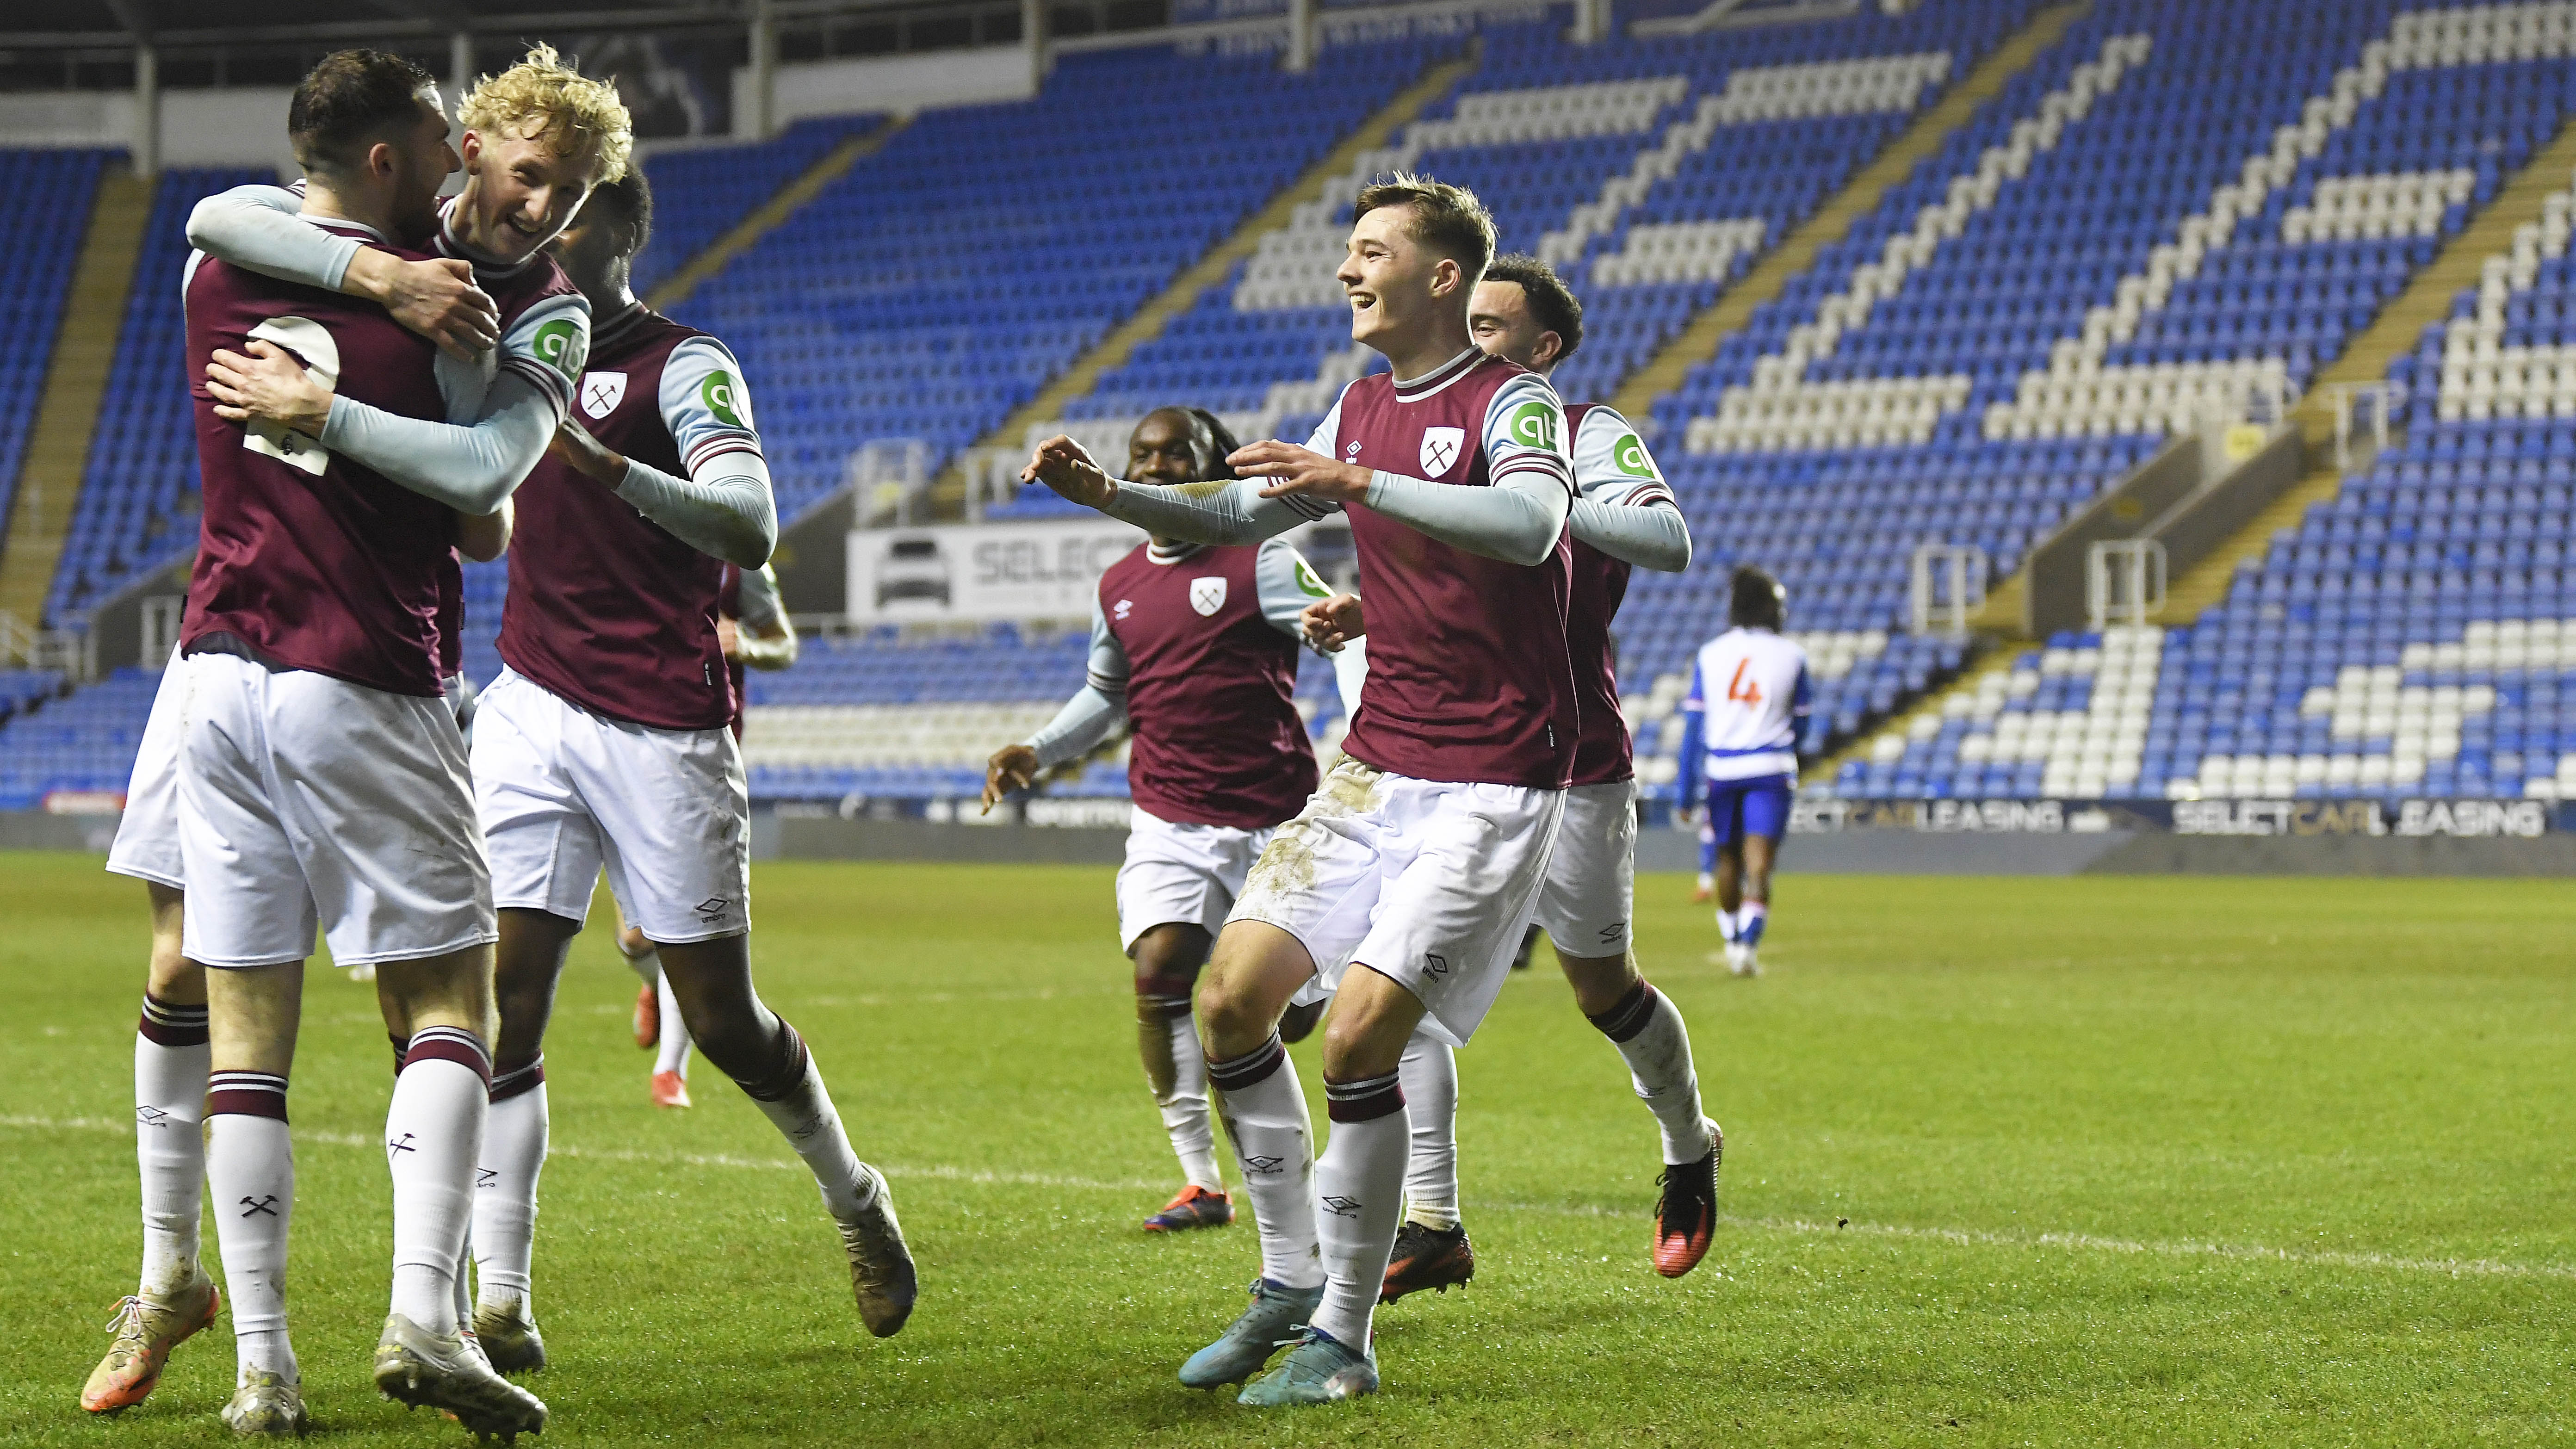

{"left": 1704, "top": 774, "right": 1793, "bottom": 848}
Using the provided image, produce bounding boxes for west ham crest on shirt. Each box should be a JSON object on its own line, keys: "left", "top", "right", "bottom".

{"left": 579, "top": 371, "right": 627, "bottom": 420}
{"left": 1419, "top": 426, "right": 1466, "bottom": 477}
{"left": 1189, "top": 576, "right": 1227, "bottom": 616}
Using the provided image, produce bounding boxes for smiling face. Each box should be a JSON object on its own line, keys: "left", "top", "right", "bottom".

{"left": 1127, "top": 409, "right": 1221, "bottom": 486}
{"left": 457, "top": 126, "right": 601, "bottom": 264}
{"left": 1336, "top": 202, "right": 1462, "bottom": 354}
{"left": 1469, "top": 279, "right": 1564, "bottom": 375}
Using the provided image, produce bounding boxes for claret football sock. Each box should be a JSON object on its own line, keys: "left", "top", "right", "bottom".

{"left": 1588, "top": 979, "right": 1712, "bottom": 1165}
{"left": 1396, "top": 1034, "right": 1460, "bottom": 1231}
{"left": 1208, "top": 1033, "right": 1321, "bottom": 1288}
{"left": 205, "top": 1072, "right": 294, "bottom": 1381}
{"left": 1310, "top": 1071, "right": 1408, "bottom": 1351}
{"left": 387, "top": 1028, "right": 491, "bottom": 1335}
{"left": 474, "top": 1057, "right": 548, "bottom": 1312}
{"left": 1140, "top": 974, "right": 1223, "bottom": 1192}
{"left": 740, "top": 1022, "right": 878, "bottom": 1221}
{"left": 135, "top": 995, "right": 211, "bottom": 1295}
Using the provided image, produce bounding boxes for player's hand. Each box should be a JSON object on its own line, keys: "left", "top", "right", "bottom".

{"left": 981, "top": 743, "right": 1041, "bottom": 814}
{"left": 717, "top": 617, "right": 742, "bottom": 662}
{"left": 549, "top": 414, "right": 627, "bottom": 483}
{"left": 1301, "top": 592, "right": 1364, "bottom": 654}
{"left": 208, "top": 340, "right": 333, "bottom": 437}
{"left": 1020, "top": 434, "right": 1115, "bottom": 508}
{"left": 1228, "top": 440, "right": 1372, "bottom": 503}
{"left": 347, "top": 250, "right": 496, "bottom": 363}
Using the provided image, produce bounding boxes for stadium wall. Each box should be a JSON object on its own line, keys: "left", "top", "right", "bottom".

{"left": 0, "top": 89, "right": 295, "bottom": 175}
{"left": 732, "top": 46, "right": 1038, "bottom": 127}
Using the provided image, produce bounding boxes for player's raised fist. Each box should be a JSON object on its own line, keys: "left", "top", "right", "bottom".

{"left": 1301, "top": 592, "right": 1364, "bottom": 654}
{"left": 347, "top": 249, "right": 498, "bottom": 363}
{"left": 1021, "top": 435, "right": 1114, "bottom": 507}
{"left": 981, "top": 743, "right": 1042, "bottom": 814}
{"left": 1228, "top": 440, "right": 1371, "bottom": 503}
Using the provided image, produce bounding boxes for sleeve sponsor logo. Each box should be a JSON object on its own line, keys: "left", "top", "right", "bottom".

{"left": 531, "top": 317, "right": 586, "bottom": 379}
{"left": 1508, "top": 399, "right": 1563, "bottom": 455}
{"left": 1293, "top": 559, "right": 1331, "bottom": 598}
{"left": 703, "top": 371, "right": 748, "bottom": 427}
{"left": 1611, "top": 431, "right": 1660, "bottom": 480}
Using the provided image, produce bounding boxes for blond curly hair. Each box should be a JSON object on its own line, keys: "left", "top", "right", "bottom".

{"left": 460, "top": 43, "right": 633, "bottom": 184}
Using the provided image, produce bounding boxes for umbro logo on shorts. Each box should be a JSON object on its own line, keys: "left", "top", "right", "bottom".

{"left": 1424, "top": 952, "right": 1449, "bottom": 978}
{"left": 1598, "top": 923, "right": 1628, "bottom": 945}
{"left": 695, "top": 897, "right": 735, "bottom": 924}
{"left": 1320, "top": 1195, "right": 1362, "bottom": 1216}
{"left": 1242, "top": 1154, "right": 1284, "bottom": 1174}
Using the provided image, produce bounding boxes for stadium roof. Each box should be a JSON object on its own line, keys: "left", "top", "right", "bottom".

{"left": 1, "top": 0, "right": 922, "bottom": 48}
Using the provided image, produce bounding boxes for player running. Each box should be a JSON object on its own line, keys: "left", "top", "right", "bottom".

{"left": 173, "top": 48, "right": 601, "bottom": 1438}
{"left": 627, "top": 560, "right": 797, "bottom": 1109}
{"left": 1678, "top": 565, "right": 1811, "bottom": 977}
{"left": 1300, "top": 254, "right": 1721, "bottom": 1297}
{"left": 1024, "top": 173, "right": 1577, "bottom": 1406}
{"left": 981, "top": 406, "right": 1340, "bottom": 1236}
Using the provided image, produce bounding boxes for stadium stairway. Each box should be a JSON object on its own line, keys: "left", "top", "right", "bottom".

{"left": 644, "top": 116, "right": 908, "bottom": 313}
{"left": 923, "top": 45, "right": 1484, "bottom": 518}
{"left": 1605, "top": 0, "right": 2088, "bottom": 421}
{"left": 0, "top": 167, "right": 148, "bottom": 637}
{"left": 1810, "top": 106, "right": 2576, "bottom": 795}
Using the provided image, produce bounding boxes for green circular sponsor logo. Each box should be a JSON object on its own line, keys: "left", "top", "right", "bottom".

{"left": 1509, "top": 400, "right": 1561, "bottom": 453}
{"left": 533, "top": 318, "right": 586, "bottom": 378}
{"left": 703, "top": 372, "right": 745, "bottom": 427}
{"left": 1612, "top": 433, "right": 1659, "bottom": 479}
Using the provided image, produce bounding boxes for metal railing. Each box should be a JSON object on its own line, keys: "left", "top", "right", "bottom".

{"left": 2086, "top": 539, "right": 2166, "bottom": 630}
{"left": 1908, "top": 543, "right": 1987, "bottom": 638}
{"left": 847, "top": 438, "right": 932, "bottom": 528}
{"left": 0, "top": 609, "right": 99, "bottom": 681}
{"left": 2322, "top": 380, "right": 2404, "bottom": 474}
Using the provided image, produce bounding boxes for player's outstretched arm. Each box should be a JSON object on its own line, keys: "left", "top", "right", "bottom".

{"left": 206, "top": 341, "right": 553, "bottom": 514}
{"left": 1567, "top": 496, "right": 1690, "bottom": 572}
{"left": 1355, "top": 467, "right": 1569, "bottom": 566}
{"left": 985, "top": 602, "right": 1131, "bottom": 812}
{"left": 187, "top": 186, "right": 496, "bottom": 361}
{"left": 551, "top": 415, "right": 777, "bottom": 568}
{"left": 1022, "top": 435, "right": 1307, "bottom": 545}
{"left": 1565, "top": 405, "right": 1688, "bottom": 572}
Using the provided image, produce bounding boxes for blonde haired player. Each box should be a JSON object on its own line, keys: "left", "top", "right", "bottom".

{"left": 1676, "top": 565, "right": 1811, "bottom": 976}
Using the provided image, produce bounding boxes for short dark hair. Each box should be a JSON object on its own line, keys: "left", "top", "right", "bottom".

{"left": 586, "top": 167, "right": 655, "bottom": 257}
{"left": 1729, "top": 564, "right": 1786, "bottom": 630}
{"left": 1482, "top": 253, "right": 1584, "bottom": 365}
{"left": 290, "top": 50, "right": 438, "bottom": 176}
{"left": 1353, "top": 171, "right": 1497, "bottom": 285}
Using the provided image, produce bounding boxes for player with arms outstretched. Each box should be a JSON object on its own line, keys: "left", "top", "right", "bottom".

{"left": 1678, "top": 565, "right": 1811, "bottom": 976}
{"left": 1305, "top": 254, "right": 1722, "bottom": 1298}
{"left": 983, "top": 406, "right": 1340, "bottom": 1236}
{"left": 1024, "top": 173, "right": 1578, "bottom": 1406}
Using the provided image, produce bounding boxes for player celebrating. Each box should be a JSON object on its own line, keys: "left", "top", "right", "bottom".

{"left": 1023, "top": 173, "right": 1576, "bottom": 1406}
{"left": 176, "top": 49, "right": 593, "bottom": 1438}
{"left": 1677, "top": 565, "right": 1811, "bottom": 976}
{"left": 1302, "top": 254, "right": 1721, "bottom": 1296}
{"left": 981, "top": 406, "right": 1338, "bottom": 1236}
{"left": 628, "top": 559, "right": 797, "bottom": 1109}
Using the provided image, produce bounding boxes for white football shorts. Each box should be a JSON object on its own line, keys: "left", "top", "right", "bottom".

{"left": 472, "top": 668, "right": 751, "bottom": 944}
{"left": 1532, "top": 778, "right": 1637, "bottom": 959}
{"left": 104, "top": 644, "right": 186, "bottom": 890}
{"left": 1231, "top": 754, "right": 1564, "bottom": 1048}
{"left": 1116, "top": 805, "right": 1272, "bottom": 953}
{"left": 175, "top": 650, "right": 493, "bottom": 968}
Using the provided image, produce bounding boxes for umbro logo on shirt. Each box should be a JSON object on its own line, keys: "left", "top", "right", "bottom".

{"left": 1114, "top": 599, "right": 1134, "bottom": 621}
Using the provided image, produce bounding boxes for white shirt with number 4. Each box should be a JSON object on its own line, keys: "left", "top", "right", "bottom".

{"left": 1684, "top": 627, "right": 1812, "bottom": 783}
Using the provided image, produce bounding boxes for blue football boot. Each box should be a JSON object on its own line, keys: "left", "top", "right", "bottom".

{"left": 1177, "top": 1278, "right": 1324, "bottom": 1389}
{"left": 1237, "top": 1326, "right": 1378, "bottom": 1406}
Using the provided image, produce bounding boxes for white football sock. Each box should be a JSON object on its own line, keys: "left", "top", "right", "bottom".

{"left": 135, "top": 997, "right": 210, "bottom": 1296}
{"left": 742, "top": 1025, "right": 878, "bottom": 1221}
{"left": 473, "top": 1061, "right": 547, "bottom": 1310}
{"left": 1143, "top": 1000, "right": 1223, "bottom": 1193}
{"left": 386, "top": 1029, "right": 490, "bottom": 1334}
{"left": 1591, "top": 980, "right": 1712, "bottom": 1165}
{"left": 204, "top": 1080, "right": 294, "bottom": 1382}
{"left": 1207, "top": 1034, "right": 1320, "bottom": 1289}
{"left": 1716, "top": 909, "right": 1739, "bottom": 944}
{"left": 1308, "top": 1071, "right": 1408, "bottom": 1352}
{"left": 653, "top": 971, "right": 692, "bottom": 1080}
{"left": 1396, "top": 1033, "right": 1459, "bottom": 1231}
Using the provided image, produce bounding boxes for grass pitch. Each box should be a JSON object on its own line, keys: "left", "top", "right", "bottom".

{"left": 1, "top": 850, "right": 2570, "bottom": 1447}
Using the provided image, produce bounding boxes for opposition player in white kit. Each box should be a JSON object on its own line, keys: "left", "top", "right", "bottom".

{"left": 1677, "top": 565, "right": 1812, "bottom": 976}
{"left": 1303, "top": 254, "right": 1722, "bottom": 1295}
{"left": 982, "top": 406, "right": 1342, "bottom": 1235}
{"left": 172, "top": 48, "right": 608, "bottom": 1437}
{"left": 1025, "top": 173, "right": 1578, "bottom": 1406}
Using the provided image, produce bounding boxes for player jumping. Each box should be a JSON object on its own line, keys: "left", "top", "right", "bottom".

{"left": 982, "top": 406, "right": 1341, "bottom": 1236}
{"left": 1302, "top": 254, "right": 1721, "bottom": 1296}
{"left": 1024, "top": 173, "right": 1577, "bottom": 1406}
{"left": 1678, "top": 565, "right": 1811, "bottom": 977}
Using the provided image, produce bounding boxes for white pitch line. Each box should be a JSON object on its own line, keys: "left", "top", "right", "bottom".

{"left": 12, "top": 1114, "right": 2567, "bottom": 1280}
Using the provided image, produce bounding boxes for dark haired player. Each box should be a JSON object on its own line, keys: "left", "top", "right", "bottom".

{"left": 172, "top": 47, "right": 588, "bottom": 1438}
{"left": 983, "top": 406, "right": 1341, "bottom": 1236}
{"left": 1678, "top": 565, "right": 1810, "bottom": 977}
{"left": 1026, "top": 172, "right": 1576, "bottom": 1405}
{"left": 1307, "top": 253, "right": 1721, "bottom": 1296}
